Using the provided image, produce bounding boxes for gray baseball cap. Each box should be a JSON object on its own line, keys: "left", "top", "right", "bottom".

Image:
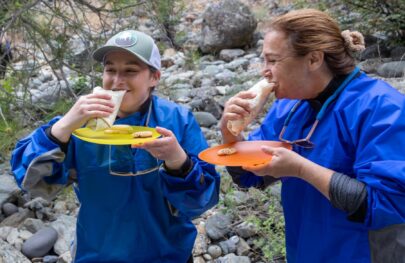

{"left": 93, "top": 30, "right": 161, "bottom": 71}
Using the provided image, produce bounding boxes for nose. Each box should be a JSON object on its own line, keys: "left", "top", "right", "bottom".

{"left": 112, "top": 72, "right": 126, "bottom": 90}
{"left": 261, "top": 68, "right": 272, "bottom": 80}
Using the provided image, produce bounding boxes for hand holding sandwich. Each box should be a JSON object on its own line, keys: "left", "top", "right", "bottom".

{"left": 51, "top": 92, "right": 115, "bottom": 143}
{"left": 220, "top": 79, "right": 274, "bottom": 143}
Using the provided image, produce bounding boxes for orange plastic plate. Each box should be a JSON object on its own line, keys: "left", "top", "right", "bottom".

{"left": 72, "top": 126, "right": 160, "bottom": 145}
{"left": 198, "top": 141, "right": 291, "bottom": 167}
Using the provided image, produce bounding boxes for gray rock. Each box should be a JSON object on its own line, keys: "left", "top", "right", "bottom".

{"left": 208, "top": 244, "right": 222, "bottom": 259}
{"left": 0, "top": 174, "right": 20, "bottom": 207}
{"left": 57, "top": 251, "right": 72, "bottom": 263}
{"left": 24, "top": 197, "right": 50, "bottom": 211}
{"left": 0, "top": 209, "right": 34, "bottom": 228}
{"left": 219, "top": 238, "right": 237, "bottom": 254}
{"left": 193, "top": 112, "right": 218, "bottom": 128}
{"left": 390, "top": 46, "right": 405, "bottom": 61}
{"left": 22, "top": 227, "right": 58, "bottom": 258}
{"left": 215, "top": 253, "right": 251, "bottom": 263}
{"left": 43, "top": 255, "right": 59, "bottom": 263}
{"left": 377, "top": 61, "right": 405, "bottom": 78}
{"left": 199, "top": 0, "right": 257, "bottom": 53}
{"left": 360, "top": 43, "right": 390, "bottom": 60}
{"left": 193, "top": 232, "right": 209, "bottom": 256}
{"left": 0, "top": 239, "right": 31, "bottom": 263}
{"left": 236, "top": 238, "right": 251, "bottom": 256}
{"left": 50, "top": 215, "right": 76, "bottom": 256}
{"left": 234, "top": 222, "right": 257, "bottom": 239}
{"left": 194, "top": 256, "right": 206, "bottom": 263}
{"left": 219, "top": 49, "right": 246, "bottom": 62}
{"left": 6, "top": 227, "right": 20, "bottom": 245}
{"left": 0, "top": 226, "right": 12, "bottom": 240}
{"left": 22, "top": 218, "right": 45, "bottom": 234}
{"left": 225, "top": 58, "right": 250, "bottom": 71}
{"left": 214, "top": 70, "right": 237, "bottom": 86}
{"left": 2, "top": 203, "right": 18, "bottom": 217}
{"left": 206, "top": 213, "right": 233, "bottom": 240}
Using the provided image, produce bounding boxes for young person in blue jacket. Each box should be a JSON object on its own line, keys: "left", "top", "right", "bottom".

{"left": 11, "top": 30, "right": 220, "bottom": 263}
{"left": 220, "top": 9, "right": 405, "bottom": 263}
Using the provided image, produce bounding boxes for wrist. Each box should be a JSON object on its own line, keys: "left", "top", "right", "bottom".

{"left": 51, "top": 121, "right": 73, "bottom": 143}
{"left": 164, "top": 150, "right": 188, "bottom": 170}
{"left": 163, "top": 155, "right": 193, "bottom": 178}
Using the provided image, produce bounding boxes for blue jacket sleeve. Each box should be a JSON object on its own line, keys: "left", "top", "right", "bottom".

{"left": 341, "top": 89, "right": 405, "bottom": 230}
{"left": 159, "top": 111, "right": 220, "bottom": 218}
{"left": 10, "top": 117, "right": 73, "bottom": 196}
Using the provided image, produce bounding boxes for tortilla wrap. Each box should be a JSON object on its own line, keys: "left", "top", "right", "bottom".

{"left": 86, "top": 87, "right": 126, "bottom": 131}
{"left": 227, "top": 79, "right": 274, "bottom": 136}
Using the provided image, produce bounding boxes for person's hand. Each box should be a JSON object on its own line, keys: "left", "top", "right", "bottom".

{"left": 132, "top": 127, "right": 188, "bottom": 170}
{"left": 51, "top": 92, "right": 115, "bottom": 142}
{"left": 242, "top": 145, "right": 307, "bottom": 178}
{"left": 219, "top": 91, "right": 256, "bottom": 143}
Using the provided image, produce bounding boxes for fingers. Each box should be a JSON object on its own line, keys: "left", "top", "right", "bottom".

{"left": 74, "top": 94, "right": 115, "bottom": 117}
{"left": 237, "top": 91, "right": 257, "bottom": 100}
{"left": 88, "top": 92, "right": 112, "bottom": 100}
{"left": 85, "top": 97, "right": 115, "bottom": 108}
{"left": 242, "top": 161, "right": 270, "bottom": 176}
{"left": 133, "top": 127, "right": 177, "bottom": 150}
{"left": 155, "top": 126, "right": 174, "bottom": 138}
{"left": 261, "top": 145, "right": 276, "bottom": 155}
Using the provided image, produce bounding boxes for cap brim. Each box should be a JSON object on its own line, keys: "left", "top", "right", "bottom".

{"left": 92, "top": 46, "right": 154, "bottom": 69}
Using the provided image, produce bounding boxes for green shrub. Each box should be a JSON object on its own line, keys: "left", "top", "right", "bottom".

{"left": 293, "top": 0, "right": 405, "bottom": 45}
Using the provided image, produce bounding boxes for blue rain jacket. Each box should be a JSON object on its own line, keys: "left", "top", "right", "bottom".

{"left": 11, "top": 96, "right": 220, "bottom": 263}
{"left": 233, "top": 73, "right": 405, "bottom": 262}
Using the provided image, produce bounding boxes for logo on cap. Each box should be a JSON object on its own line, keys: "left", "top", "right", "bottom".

{"left": 114, "top": 32, "right": 137, "bottom": 47}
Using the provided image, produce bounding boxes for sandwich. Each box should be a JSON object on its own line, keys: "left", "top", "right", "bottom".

{"left": 86, "top": 87, "right": 126, "bottom": 131}
{"left": 227, "top": 79, "right": 274, "bottom": 136}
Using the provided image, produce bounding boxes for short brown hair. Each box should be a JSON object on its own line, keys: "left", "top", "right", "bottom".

{"left": 266, "top": 9, "right": 355, "bottom": 75}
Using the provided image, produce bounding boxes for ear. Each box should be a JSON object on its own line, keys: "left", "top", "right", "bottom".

{"left": 150, "top": 70, "right": 161, "bottom": 86}
{"left": 307, "top": 51, "right": 324, "bottom": 71}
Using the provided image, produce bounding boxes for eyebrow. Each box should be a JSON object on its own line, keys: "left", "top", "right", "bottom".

{"left": 262, "top": 52, "right": 282, "bottom": 57}
{"left": 104, "top": 60, "right": 143, "bottom": 66}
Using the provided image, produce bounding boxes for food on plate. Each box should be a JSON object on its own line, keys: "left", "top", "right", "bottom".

{"left": 217, "top": 147, "right": 237, "bottom": 156}
{"left": 227, "top": 79, "right": 274, "bottom": 136}
{"left": 86, "top": 86, "right": 126, "bottom": 131}
{"left": 132, "top": 131, "right": 153, "bottom": 138}
{"left": 104, "top": 125, "right": 134, "bottom": 134}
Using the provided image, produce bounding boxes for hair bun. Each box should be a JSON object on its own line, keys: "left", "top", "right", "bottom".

{"left": 341, "top": 30, "right": 365, "bottom": 53}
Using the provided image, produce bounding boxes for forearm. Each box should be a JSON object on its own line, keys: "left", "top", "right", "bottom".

{"left": 51, "top": 118, "right": 75, "bottom": 143}
{"left": 299, "top": 161, "right": 367, "bottom": 222}
{"left": 298, "top": 159, "right": 334, "bottom": 200}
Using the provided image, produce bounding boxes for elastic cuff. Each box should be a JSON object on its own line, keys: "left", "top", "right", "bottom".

{"left": 163, "top": 156, "right": 193, "bottom": 178}
{"left": 329, "top": 172, "right": 367, "bottom": 222}
{"left": 45, "top": 125, "right": 70, "bottom": 153}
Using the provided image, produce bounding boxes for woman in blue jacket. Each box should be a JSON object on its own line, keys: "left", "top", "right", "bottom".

{"left": 11, "top": 30, "right": 220, "bottom": 263}
{"left": 220, "top": 9, "right": 405, "bottom": 263}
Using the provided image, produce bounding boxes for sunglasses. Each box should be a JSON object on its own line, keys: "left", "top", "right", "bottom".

{"left": 108, "top": 145, "right": 160, "bottom": 176}
{"left": 107, "top": 99, "right": 160, "bottom": 176}
{"left": 278, "top": 67, "right": 360, "bottom": 148}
